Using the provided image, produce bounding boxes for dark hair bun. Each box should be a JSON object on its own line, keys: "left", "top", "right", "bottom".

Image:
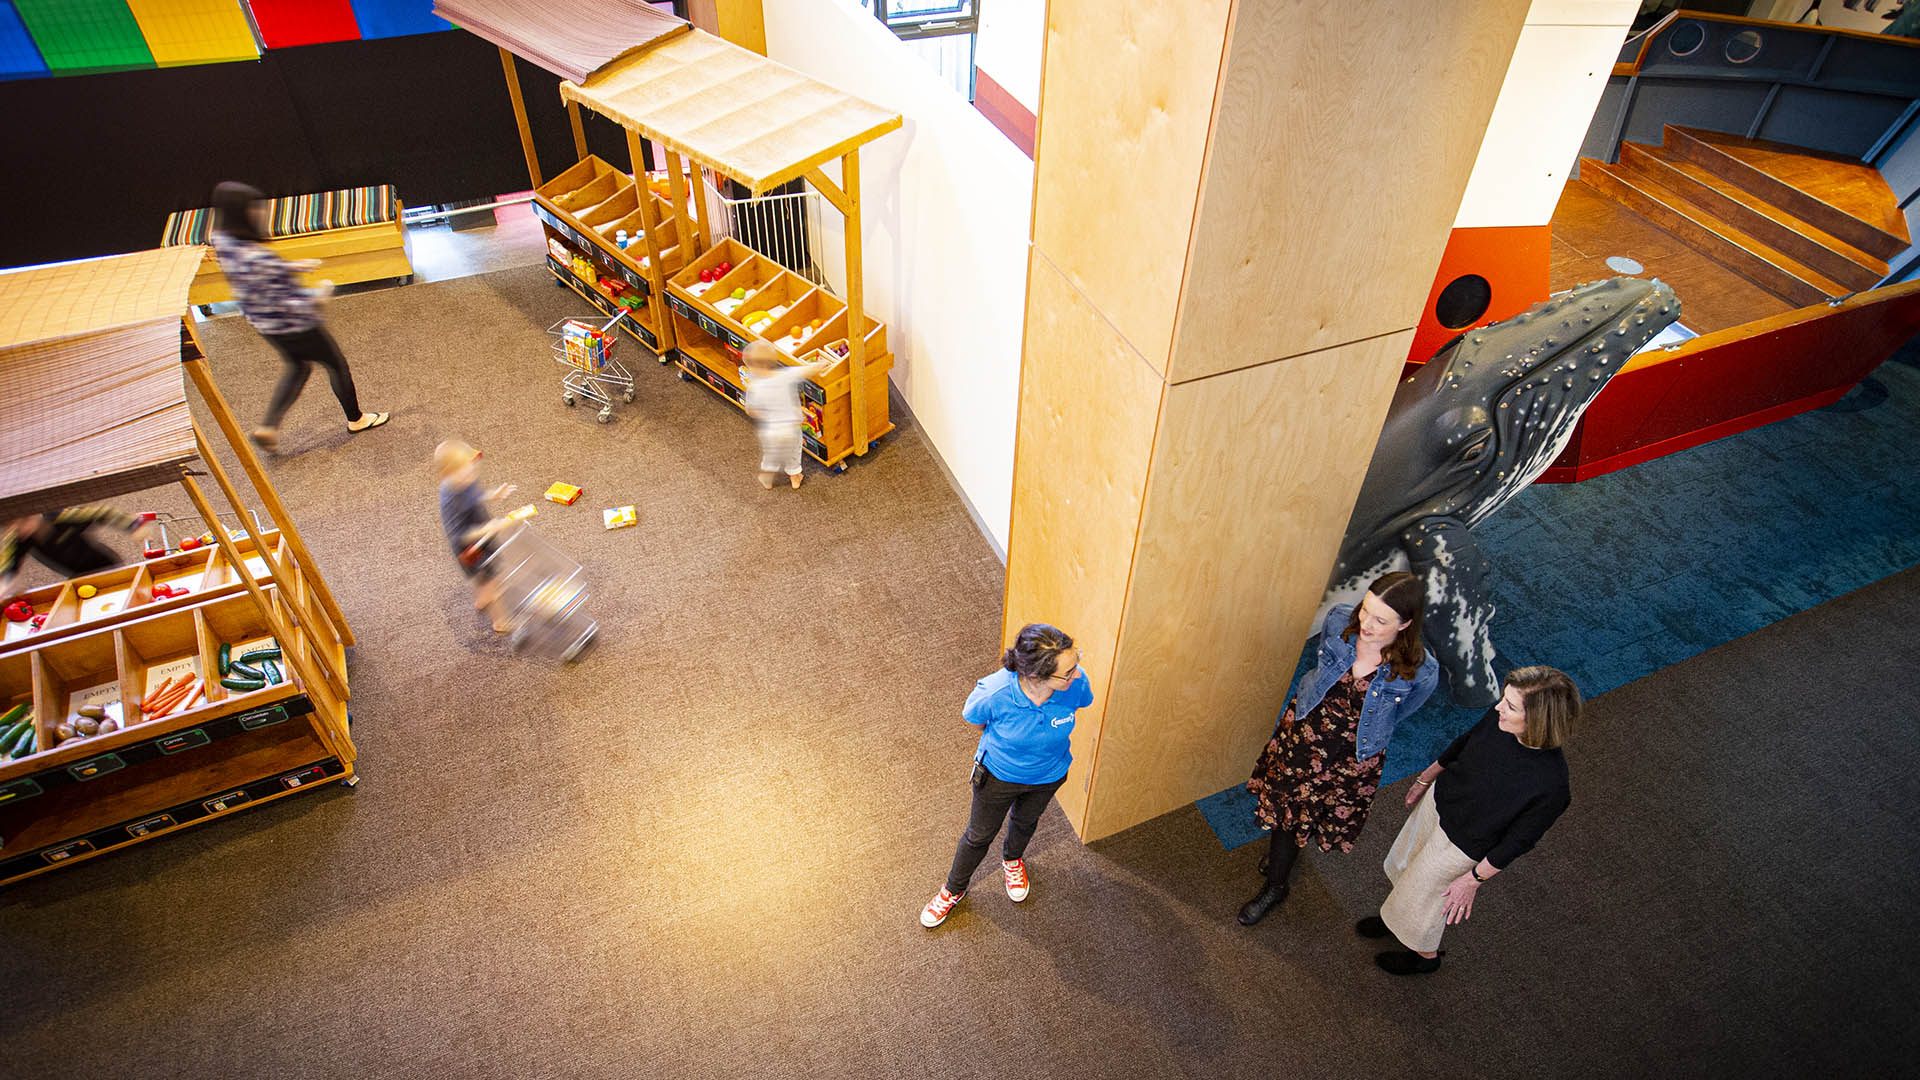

{"left": 1005, "top": 623, "right": 1075, "bottom": 679}
{"left": 1002, "top": 647, "right": 1020, "bottom": 672}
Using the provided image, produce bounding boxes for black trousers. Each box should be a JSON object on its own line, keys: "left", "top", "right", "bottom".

{"left": 261, "top": 326, "right": 361, "bottom": 425}
{"left": 1265, "top": 824, "right": 1307, "bottom": 886}
{"left": 945, "top": 766, "right": 1067, "bottom": 895}
{"left": 19, "top": 533, "right": 120, "bottom": 579}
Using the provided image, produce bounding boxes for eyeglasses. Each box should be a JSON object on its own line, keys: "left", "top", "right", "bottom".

{"left": 1045, "top": 656, "right": 1086, "bottom": 683}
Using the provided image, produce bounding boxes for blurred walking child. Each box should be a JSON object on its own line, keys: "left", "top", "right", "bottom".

{"left": 742, "top": 341, "right": 831, "bottom": 489}
{"left": 435, "top": 440, "right": 516, "bottom": 632}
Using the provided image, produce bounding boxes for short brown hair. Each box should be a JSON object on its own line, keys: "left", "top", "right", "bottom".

{"left": 1341, "top": 571, "right": 1427, "bottom": 681}
{"left": 1506, "top": 666, "right": 1580, "bottom": 749}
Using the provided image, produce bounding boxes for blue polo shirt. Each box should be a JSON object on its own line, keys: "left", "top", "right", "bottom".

{"left": 964, "top": 668, "right": 1093, "bottom": 784}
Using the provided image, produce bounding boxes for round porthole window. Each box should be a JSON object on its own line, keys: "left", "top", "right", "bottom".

{"left": 1667, "top": 20, "right": 1706, "bottom": 58}
{"left": 1434, "top": 274, "right": 1493, "bottom": 330}
{"left": 1726, "top": 29, "right": 1763, "bottom": 64}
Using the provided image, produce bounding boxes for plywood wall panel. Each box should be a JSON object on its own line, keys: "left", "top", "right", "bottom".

{"left": 1028, "top": 0, "right": 1232, "bottom": 375}
{"left": 1081, "top": 331, "right": 1415, "bottom": 841}
{"left": 1166, "top": 0, "right": 1531, "bottom": 383}
{"left": 1002, "top": 252, "right": 1167, "bottom": 831}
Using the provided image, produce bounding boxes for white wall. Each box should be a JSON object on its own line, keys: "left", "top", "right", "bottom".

{"left": 764, "top": 0, "right": 1034, "bottom": 553}
{"left": 1452, "top": 0, "right": 1640, "bottom": 228}
{"left": 973, "top": 0, "right": 1045, "bottom": 114}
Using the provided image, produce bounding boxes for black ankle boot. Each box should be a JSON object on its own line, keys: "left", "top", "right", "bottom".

{"left": 1374, "top": 948, "right": 1444, "bottom": 975}
{"left": 1237, "top": 883, "right": 1289, "bottom": 925}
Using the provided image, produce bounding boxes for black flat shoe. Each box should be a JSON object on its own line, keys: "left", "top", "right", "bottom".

{"left": 1354, "top": 915, "right": 1390, "bottom": 939}
{"left": 1237, "top": 884, "right": 1289, "bottom": 926}
{"left": 1374, "top": 949, "right": 1445, "bottom": 976}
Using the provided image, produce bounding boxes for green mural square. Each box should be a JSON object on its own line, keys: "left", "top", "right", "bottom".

{"left": 15, "top": 0, "right": 154, "bottom": 74}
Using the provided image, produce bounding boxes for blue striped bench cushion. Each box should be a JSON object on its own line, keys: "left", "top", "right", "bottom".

{"left": 163, "top": 185, "right": 400, "bottom": 246}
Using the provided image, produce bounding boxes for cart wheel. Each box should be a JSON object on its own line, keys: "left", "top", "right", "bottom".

{"left": 833, "top": 463, "right": 848, "bottom": 474}
{"left": 678, "top": 371, "right": 693, "bottom": 382}
{"left": 564, "top": 393, "right": 576, "bottom": 407}
{"left": 657, "top": 353, "right": 671, "bottom": 365}
{"left": 868, "top": 441, "right": 879, "bottom": 453}
{"left": 597, "top": 409, "right": 612, "bottom": 423}
{"left": 341, "top": 774, "right": 360, "bottom": 788}
{"left": 622, "top": 390, "right": 635, "bottom": 403}
{"left": 553, "top": 274, "right": 569, "bottom": 288}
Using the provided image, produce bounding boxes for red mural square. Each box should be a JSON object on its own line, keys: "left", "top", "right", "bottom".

{"left": 249, "top": 0, "right": 361, "bottom": 48}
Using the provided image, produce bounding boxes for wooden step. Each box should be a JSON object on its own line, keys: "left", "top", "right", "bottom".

{"left": 1578, "top": 157, "right": 1845, "bottom": 308}
{"left": 1619, "top": 142, "right": 1887, "bottom": 291}
{"left": 1662, "top": 125, "right": 1909, "bottom": 261}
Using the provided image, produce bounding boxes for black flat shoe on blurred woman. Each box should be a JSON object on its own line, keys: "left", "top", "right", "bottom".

{"left": 1236, "top": 884, "right": 1289, "bottom": 925}
{"left": 1374, "top": 949, "right": 1444, "bottom": 975}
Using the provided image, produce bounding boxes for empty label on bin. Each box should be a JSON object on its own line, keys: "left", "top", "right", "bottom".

{"left": 237, "top": 705, "right": 288, "bottom": 730}
{"left": 44, "top": 839, "right": 95, "bottom": 864}
{"left": 157, "top": 728, "right": 211, "bottom": 754}
{"left": 204, "top": 790, "right": 251, "bottom": 813}
{"left": 127, "top": 814, "right": 177, "bottom": 838}
{"left": 68, "top": 753, "right": 126, "bottom": 781}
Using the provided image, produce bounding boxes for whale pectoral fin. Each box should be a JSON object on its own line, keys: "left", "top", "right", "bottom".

{"left": 1402, "top": 518, "right": 1499, "bottom": 709}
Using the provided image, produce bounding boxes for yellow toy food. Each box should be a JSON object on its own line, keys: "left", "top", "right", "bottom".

{"left": 77, "top": 585, "right": 98, "bottom": 599}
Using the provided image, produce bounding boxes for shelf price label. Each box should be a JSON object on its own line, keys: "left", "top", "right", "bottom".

{"left": 67, "top": 753, "right": 126, "bottom": 782}
{"left": 0, "top": 777, "right": 44, "bottom": 806}
{"left": 666, "top": 295, "right": 695, "bottom": 321}
{"left": 801, "top": 381, "right": 825, "bottom": 405}
{"left": 157, "top": 729, "right": 211, "bottom": 755}
{"left": 203, "top": 789, "right": 251, "bottom": 814}
{"left": 237, "top": 705, "right": 289, "bottom": 730}
{"left": 127, "top": 814, "right": 177, "bottom": 838}
{"left": 43, "top": 839, "right": 95, "bottom": 864}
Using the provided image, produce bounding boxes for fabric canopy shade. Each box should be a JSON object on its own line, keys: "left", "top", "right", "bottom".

{"left": 430, "top": 0, "right": 688, "bottom": 84}
{"left": 0, "top": 248, "right": 204, "bottom": 520}
{"left": 559, "top": 29, "right": 903, "bottom": 193}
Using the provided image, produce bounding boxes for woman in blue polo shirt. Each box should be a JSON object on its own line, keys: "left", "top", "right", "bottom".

{"left": 921, "top": 623, "right": 1092, "bottom": 928}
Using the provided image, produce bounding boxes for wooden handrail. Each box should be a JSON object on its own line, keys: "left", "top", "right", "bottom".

{"left": 1613, "top": 8, "right": 1920, "bottom": 78}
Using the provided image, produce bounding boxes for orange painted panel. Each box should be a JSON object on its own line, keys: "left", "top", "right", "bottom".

{"left": 1404, "top": 224, "right": 1550, "bottom": 365}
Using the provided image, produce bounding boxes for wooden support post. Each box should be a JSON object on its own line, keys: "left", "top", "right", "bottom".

{"left": 662, "top": 149, "right": 694, "bottom": 257}
{"left": 567, "top": 99, "right": 589, "bottom": 161}
{"left": 500, "top": 46, "right": 543, "bottom": 189}
{"left": 180, "top": 349, "right": 355, "bottom": 649}
{"left": 191, "top": 424, "right": 348, "bottom": 702}
{"left": 690, "top": 165, "right": 712, "bottom": 254}
{"left": 842, "top": 149, "right": 870, "bottom": 454}
{"left": 178, "top": 469, "right": 355, "bottom": 765}
{"left": 628, "top": 131, "right": 671, "bottom": 349}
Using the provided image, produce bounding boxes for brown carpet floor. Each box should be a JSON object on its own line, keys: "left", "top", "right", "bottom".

{"left": 2, "top": 266, "right": 1914, "bottom": 1079}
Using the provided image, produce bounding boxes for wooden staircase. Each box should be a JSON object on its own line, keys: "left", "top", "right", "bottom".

{"left": 1578, "top": 125, "right": 1907, "bottom": 309}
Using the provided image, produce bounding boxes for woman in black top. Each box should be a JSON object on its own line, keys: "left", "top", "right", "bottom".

{"left": 1357, "top": 665, "right": 1579, "bottom": 975}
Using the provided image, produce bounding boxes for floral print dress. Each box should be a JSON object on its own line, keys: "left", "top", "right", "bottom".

{"left": 1246, "top": 669, "right": 1383, "bottom": 853}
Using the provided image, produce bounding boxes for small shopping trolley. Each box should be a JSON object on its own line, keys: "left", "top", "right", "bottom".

{"left": 477, "top": 522, "right": 599, "bottom": 662}
{"left": 549, "top": 311, "right": 636, "bottom": 423}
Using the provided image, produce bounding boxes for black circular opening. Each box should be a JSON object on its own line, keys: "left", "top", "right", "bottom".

{"left": 1434, "top": 274, "right": 1493, "bottom": 330}
{"left": 1725, "top": 29, "right": 1763, "bottom": 64}
{"left": 1667, "top": 20, "right": 1706, "bottom": 58}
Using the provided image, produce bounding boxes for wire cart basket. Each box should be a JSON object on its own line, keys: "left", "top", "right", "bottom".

{"left": 549, "top": 311, "right": 636, "bottom": 423}
{"left": 478, "top": 522, "right": 599, "bottom": 662}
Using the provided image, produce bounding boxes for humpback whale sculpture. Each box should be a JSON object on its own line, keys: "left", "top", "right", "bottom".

{"left": 1321, "top": 277, "right": 1681, "bottom": 707}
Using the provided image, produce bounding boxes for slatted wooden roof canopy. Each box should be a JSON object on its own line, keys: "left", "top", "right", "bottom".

{"left": 0, "top": 248, "right": 204, "bottom": 519}
{"left": 558, "top": 29, "right": 903, "bottom": 193}
{"left": 431, "top": 0, "right": 689, "bottom": 84}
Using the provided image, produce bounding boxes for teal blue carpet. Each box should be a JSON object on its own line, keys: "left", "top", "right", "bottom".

{"left": 1198, "top": 344, "right": 1920, "bottom": 849}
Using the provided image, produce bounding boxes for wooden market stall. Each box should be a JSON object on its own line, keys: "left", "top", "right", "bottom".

{"left": 0, "top": 248, "right": 356, "bottom": 886}
{"left": 435, "top": 0, "right": 905, "bottom": 471}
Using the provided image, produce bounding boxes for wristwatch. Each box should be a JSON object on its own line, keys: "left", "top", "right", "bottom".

{"left": 1470, "top": 865, "right": 1490, "bottom": 883}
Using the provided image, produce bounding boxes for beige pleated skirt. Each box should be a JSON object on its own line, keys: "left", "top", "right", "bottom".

{"left": 1379, "top": 786, "right": 1478, "bottom": 953}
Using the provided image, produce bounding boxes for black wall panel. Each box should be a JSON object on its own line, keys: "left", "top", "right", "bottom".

{"left": 0, "top": 33, "right": 593, "bottom": 269}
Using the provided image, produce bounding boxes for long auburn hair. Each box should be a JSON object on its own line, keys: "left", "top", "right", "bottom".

{"left": 1340, "top": 571, "right": 1427, "bottom": 680}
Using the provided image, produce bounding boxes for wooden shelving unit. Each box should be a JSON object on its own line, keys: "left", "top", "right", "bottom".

{"left": 466, "top": 15, "right": 903, "bottom": 472}
{"left": 0, "top": 249, "right": 355, "bottom": 887}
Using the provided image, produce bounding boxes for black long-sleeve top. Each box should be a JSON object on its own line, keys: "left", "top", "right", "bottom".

{"left": 1432, "top": 710, "right": 1570, "bottom": 870}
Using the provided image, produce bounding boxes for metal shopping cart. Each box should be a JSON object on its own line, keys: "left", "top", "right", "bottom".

{"left": 549, "top": 311, "right": 636, "bottom": 423}
{"left": 477, "top": 522, "right": 599, "bottom": 662}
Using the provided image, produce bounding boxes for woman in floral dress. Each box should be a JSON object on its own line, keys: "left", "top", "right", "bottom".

{"left": 1238, "top": 572, "right": 1439, "bottom": 926}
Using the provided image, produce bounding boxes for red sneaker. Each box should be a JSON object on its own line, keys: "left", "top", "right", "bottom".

{"left": 1003, "top": 859, "right": 1030, "bottom": 902}
{"left": 921, "top": 887, "right": 964, "bottom": 928}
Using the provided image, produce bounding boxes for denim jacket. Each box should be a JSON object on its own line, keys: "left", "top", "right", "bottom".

{"left": 1291, "top": 604, "right": 1440, "bottom": 762}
